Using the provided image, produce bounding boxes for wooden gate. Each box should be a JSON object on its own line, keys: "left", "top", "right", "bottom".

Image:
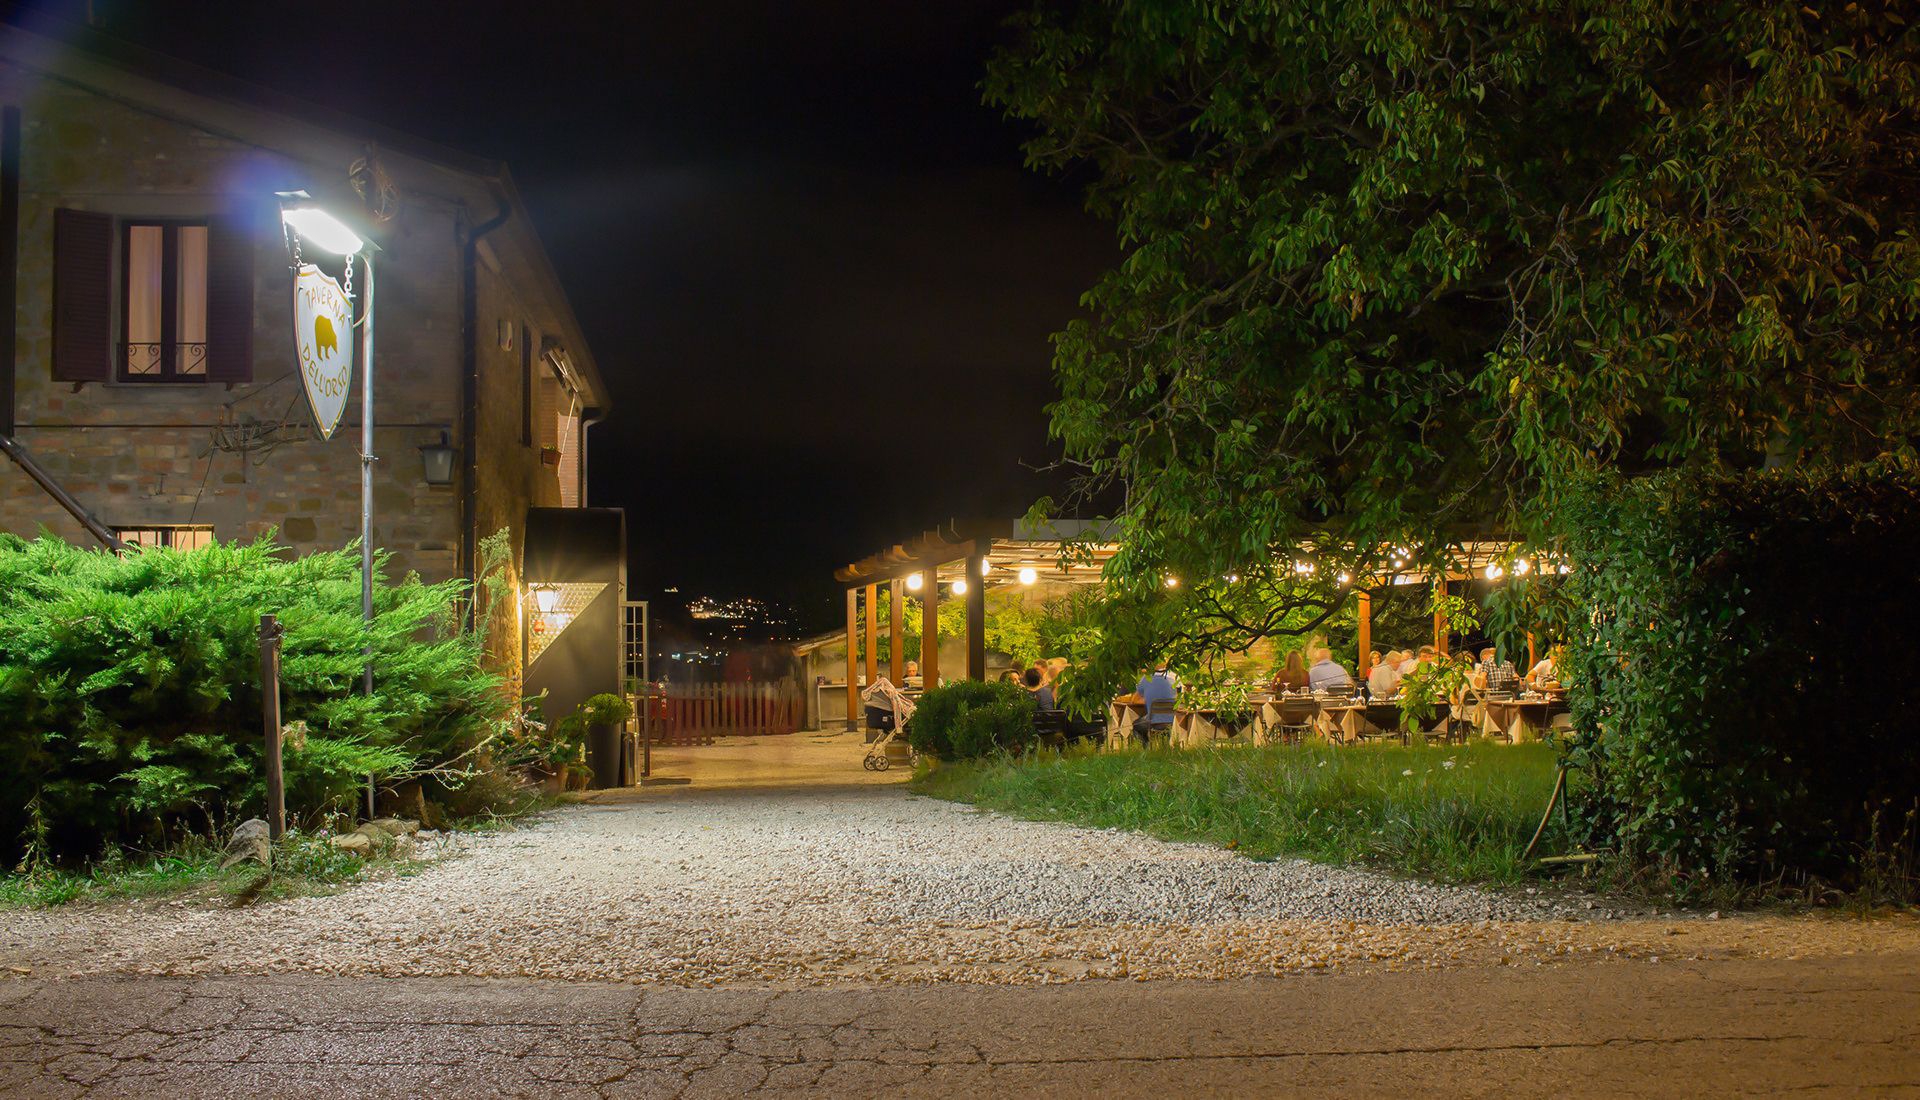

{"left": 660, "top": 682, "right": 802, "bottom": 742}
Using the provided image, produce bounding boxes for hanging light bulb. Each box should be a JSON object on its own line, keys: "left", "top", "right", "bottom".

{"left": 979, "top": 558, "right": 992, "bottom": 575}
{"left": 1017, "top": 566, "right": 1038, "bottom": 586}
{"left": 905, "top": 572, "right": 923, "bottom": 592}
{"left": 1514, "top": 558, "right": 1532, "bottom": 575}
{"left": 951, "top": 578, "right": 968, "bottom": 596}
{"left": 1485, "top": 563, "right": 1505, "bottom": 581}
{"left": 1164, "top": 575, "right": 1180, "bottom": 588}
{"left": 1337, "top": 572, "right": 1351, "bottom": 585}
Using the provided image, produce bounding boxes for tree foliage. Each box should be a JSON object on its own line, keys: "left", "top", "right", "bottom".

{"left": 988, "top": 0, "right": 1920, "bottom": 693}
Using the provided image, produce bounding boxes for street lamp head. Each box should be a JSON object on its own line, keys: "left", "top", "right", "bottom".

{"left": 281, "top": 205, "right": 365, "bottom": 256}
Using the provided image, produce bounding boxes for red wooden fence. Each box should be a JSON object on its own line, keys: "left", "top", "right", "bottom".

{"left": 654, "top": 682, "right": 802, "bottom": 741}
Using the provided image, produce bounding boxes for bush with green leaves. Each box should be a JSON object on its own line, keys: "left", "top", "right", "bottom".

{"left": 1562, "top": 465, "right": 1920, "bottom": 898}
{"left": 0, "top": 533, "right": 512, "bottom": 863}
{"left": 906, "top": 679, "right": 1038, "bottom": 761}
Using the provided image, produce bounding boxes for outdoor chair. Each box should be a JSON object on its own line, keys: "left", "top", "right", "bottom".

{"left": 1138, "top": 698, "right": 1176, "bottom": 747}
{"left": 1033, "top": 708, "right": 1070, "bottom": 747}
{"left": 1271, "top": 697, "right": 1318, "bottom": 746}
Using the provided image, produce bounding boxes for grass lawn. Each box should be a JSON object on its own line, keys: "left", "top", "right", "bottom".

{"left": 913, "top": 741, "right": 1570, "bottom": 886}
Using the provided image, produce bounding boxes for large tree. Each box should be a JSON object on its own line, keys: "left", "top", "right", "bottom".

{"left": 988, "top": 0, "right": 1920, "bottom": 697}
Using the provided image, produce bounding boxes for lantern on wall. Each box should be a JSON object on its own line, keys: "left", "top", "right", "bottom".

{"left": 418, "top": 430, "right": 456, "bottom": 486}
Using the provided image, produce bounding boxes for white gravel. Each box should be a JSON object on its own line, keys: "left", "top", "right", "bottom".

{"left": 1, "top": 785, "right": 1620, "bottom": 986}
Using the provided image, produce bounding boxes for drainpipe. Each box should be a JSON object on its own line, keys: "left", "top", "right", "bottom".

{"left": 580, "top": 407, "right": 605, "bottom": 507}
{"left": 0, "top": 434, "right": 127, "bottom": 551}
{"left": 461, "top": 189, "right": 511, "bottom": 629}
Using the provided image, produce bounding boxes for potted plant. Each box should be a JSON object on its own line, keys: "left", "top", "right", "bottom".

{"left": 575, "top": 692, "right": 633, "bottom": 789}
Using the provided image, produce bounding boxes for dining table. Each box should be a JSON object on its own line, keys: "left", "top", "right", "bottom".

{"left": 1481, "top": 695, "right": 1570, "bottom": 743}
{"left": 1107, "top": 694, "right": 1147, "bottom": 749}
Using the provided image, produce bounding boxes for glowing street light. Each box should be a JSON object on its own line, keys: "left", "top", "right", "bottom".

{"left": 279, "top": 192, "right": 378, "bottom": 700}
{"left": 279, "top": 205, "right": 364, "bottom": 256}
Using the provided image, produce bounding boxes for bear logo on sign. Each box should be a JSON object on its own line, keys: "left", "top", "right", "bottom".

{"left": 314, "top": 315, "right": 339, "bottom": 356}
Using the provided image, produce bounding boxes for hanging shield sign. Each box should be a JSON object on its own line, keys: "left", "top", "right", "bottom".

{"left": 293, "top": 263, "right": 353, "bottom": 440}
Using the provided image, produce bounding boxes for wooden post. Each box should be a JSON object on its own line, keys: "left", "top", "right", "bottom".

{"left": 1527, "top": 630, "right": 1537, "bottom": 671}
{"left": 1356, "top": 589, "right": 1372, "bottom": 675}
{"left": 863, "top": 582, "right": 878, "bottom": 689}
{"left": 966, "top": 550, "right": 987, "bottom": 681}
{"left": 887, "top": 577, "right": 905, "bottom": 684}
{"left": 844, "top": 588, "right": 859, "bottom": 731}
{"left": 258, "top": 614, "right": 285, "bottom": 843}
{"left": 921, "top": 562, "right": 940, "bottom": 689}
{"left": 1433, "top": 578, "right": 1450, "bottom": 656}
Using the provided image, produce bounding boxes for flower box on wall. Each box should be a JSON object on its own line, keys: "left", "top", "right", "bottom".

{"left": 539, "top": 447, "right": 562, "bottom": 467}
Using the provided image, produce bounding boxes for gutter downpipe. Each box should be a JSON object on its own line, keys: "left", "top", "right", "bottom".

{"left": 461, "top": 186, "right": 512, "bottom": 630}
{"left": 579, "top": 407, "right": 605, "bottom": 507}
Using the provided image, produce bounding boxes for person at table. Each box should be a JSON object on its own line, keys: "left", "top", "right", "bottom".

{"left": 1368, "top": 651, "right": 1403, "bottom": 697}
{"left": 903, "top": 660, "right": 922, "bottom": 689}
{"left": 1525, "top": 646, "right": 1564, "bottom": 691}
{"left": 1474, "top": 647, "right": 1518, "bottom": 694}
{"left": 1022, "top": 666, "right": 1057, "bottom": 710}
{"left": 1131, "top": 662, "right": 1179, "bottom": 743}
{"left": 1307, "top": 647, "right": 1354, "bottom": 692}
{"left": 1400, "top": 645, "right": 1437, "bottom": 675}
{"left": 1270, "top": 650, "right": 1311, "bottom": 693}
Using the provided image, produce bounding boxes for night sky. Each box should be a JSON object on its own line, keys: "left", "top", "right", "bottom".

{"left": 22, "top": 0, "right": 1114, "bottom": 630}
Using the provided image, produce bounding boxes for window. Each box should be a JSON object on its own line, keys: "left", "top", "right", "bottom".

{"left": 120, "top": 220, "right": 209, "bottom": 381}
{"left": 115, "top": 525, "right": 215, "bottom": 551}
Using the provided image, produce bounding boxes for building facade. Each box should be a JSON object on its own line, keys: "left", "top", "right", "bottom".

{"left": 0, "top": 23, "right": 610, "bottom": 686}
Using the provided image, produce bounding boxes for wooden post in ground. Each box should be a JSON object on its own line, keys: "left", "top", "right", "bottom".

{"left": 966, "top": 550, "right": 987, "bottom": 681}
{"left": 921, "top": 562, "right": 940, "bottom": 689}
{"left": 258, "top": 614, "right": 285, "bottom": 843}
{"left": 1356, "top": 589, "right": 1372, "bottom": 675}
{"left": 887, "top": 577, "right": 905, "bottom": 684}
{"left": 863, "top": 583, "right": 878, "bottom": 690}
{"left": 844, "top": 588, "right": 858, "bottom": 731}
{"left": 1433, "top": 577, "right": 1450, "bottom": 655}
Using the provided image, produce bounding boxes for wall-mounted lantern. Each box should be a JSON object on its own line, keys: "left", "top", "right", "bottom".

{"left": 419, "top": 430, "right": 456, "bottom": 486}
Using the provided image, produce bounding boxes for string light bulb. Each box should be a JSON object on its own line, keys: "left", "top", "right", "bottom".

{"left": 951, "top": 578, "right": 968, "bottom": 596}
{"left": 1017, "top": 566, "right": 1038, "bottom": 586}
{"left": 905, "top": 572, "right": 923, "bottom": 592}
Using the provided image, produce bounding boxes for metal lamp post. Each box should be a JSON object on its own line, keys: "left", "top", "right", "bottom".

{"left": 280, "top": 202, "right": 378, "bottom": 696}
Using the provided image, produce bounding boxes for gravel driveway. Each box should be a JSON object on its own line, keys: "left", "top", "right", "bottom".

{"left": 9, "top": 734, "right": 1908, "bottom": 988}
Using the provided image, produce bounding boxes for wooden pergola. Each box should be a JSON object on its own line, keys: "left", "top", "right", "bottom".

{"left": 832, "top": 527, "right": 1537, "bottom": 728}
{"left": 831, "top": 518, "right": 1115, "bottom": 729}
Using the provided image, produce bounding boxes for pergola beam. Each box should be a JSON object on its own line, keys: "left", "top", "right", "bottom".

{"left": 966, "top": 548, "right": 986, "bottom": 681}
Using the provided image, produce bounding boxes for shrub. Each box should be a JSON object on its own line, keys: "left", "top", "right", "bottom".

{"left": 0, "top": 534, "right": 513, "bottom": 863}
{"left": 1562, "top": 464, "right": 1920, "bottom": 898}
{"left": 906, "top": 679, "right": 1038, "bottom": 760}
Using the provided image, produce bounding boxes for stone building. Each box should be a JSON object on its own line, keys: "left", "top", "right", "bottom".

{"left": 0, "top": 23, "right": 610, "bottom": 685}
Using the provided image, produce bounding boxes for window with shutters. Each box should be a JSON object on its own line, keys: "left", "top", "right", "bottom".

{"left": 119, "top": 220, "right": 209, "bottom": 381}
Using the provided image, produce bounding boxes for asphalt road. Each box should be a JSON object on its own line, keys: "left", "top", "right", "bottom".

{"left": 5, "top": 953, "right": 1918, "bottom": 1098}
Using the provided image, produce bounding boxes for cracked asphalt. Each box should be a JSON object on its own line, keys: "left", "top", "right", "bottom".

{"left": 5, "top": 957, "right": 1918, "bottom": 1097}
{"left": 4, "top": 736, "right": 1918, "bottom": 1095}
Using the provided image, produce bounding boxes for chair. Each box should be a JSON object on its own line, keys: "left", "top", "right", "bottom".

{"left": 1139, "top": 698, "right": 1175, "bottom": 747}
{"left": 1032, "top": 708, "right": 1070, "bottom": 748}
{"left": 1272, "top": 697, "right": 1319, "bottom": 746}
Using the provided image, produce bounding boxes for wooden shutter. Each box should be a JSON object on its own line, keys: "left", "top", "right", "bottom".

{"left": 52, "top": 208, "right": 112, "bottom": 384}
{"left": 202, "top": 215, "right": 254, "bottom": 384}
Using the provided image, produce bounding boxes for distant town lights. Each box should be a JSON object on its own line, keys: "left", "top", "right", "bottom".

{"left": 280, "top": 205, "right": 364, "bottom": 256}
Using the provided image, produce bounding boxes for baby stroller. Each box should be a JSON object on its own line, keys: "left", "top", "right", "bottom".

{"left": 860, "top": 677, "right": 918, "bottom": 771}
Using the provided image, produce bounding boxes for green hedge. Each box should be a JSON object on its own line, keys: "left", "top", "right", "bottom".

{"left": 0, "top": 534, "right": 509, "bottom": 863}
{"left": 1562, "top": 465, "right": 1920, "bottom": 896}
{"left": 906, "top": 680, "right": 1038, "bottom": 760}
